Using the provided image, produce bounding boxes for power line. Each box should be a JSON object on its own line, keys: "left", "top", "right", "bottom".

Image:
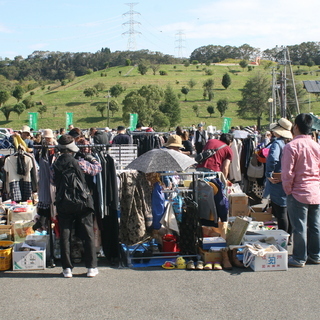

{"left": 122, "top": 3, "right": 141, "bottom": 51}
{"left": 175, "top": 30, "right": 186, "bottom": 58}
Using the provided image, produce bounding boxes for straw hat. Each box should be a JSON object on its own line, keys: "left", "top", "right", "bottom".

{"left": 270, "top": 118, "right": 293, "bottom": 139}
{"left": 21, "top": 125, "right": 31, "bottom": 134}
{"left": 42, "top": 129, "right": 54, "bottom": 138}
{"left": 164, "top": 135, "right": 184, "bottom": 148}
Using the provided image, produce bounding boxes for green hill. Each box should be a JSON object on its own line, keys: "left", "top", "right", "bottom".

{"left": 3, "top": 62, "right": 320, "bottom": 131}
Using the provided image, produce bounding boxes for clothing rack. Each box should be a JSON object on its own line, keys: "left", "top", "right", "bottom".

{"left": 33, "top": 143, "right": 112, "bottom": 149}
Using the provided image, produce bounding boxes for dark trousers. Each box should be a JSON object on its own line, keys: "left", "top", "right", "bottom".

{"left": 195, "top": 142, "right": 204, "bottom": 155}
{"left": 59, "top": 212, "right": 97, "bottom": 269}
{"left": 271, "top": 201, "right": 291, "bottom": 235}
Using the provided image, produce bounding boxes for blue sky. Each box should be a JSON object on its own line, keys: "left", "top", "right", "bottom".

{"left": 0, "top": 0, "right": 319, "bottom": 60}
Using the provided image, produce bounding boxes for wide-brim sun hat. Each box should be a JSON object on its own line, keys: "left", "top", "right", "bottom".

{"left": 42, "top": 128, "right": 54, "bottom": 138}
{"left": 21, "top": 125, "right": 31, "bottom": 134}
{"left": 164, "top": 134, "right": 184, "bottom": 148}
{"left": 271, "top": 118, "right": 293, "bottom": 139}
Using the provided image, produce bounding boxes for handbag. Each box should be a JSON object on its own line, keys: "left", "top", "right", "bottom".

{"left": 247, "top": 154, "right": 264, "bottom": 178}
{"left": 195, "top": 144, "right": 227, "bottom": 164}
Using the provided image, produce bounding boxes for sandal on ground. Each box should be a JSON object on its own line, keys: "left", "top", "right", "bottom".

{"left": 162, "top": 261, "right": 176, "bottom": 269}
{"left": 186, "top": 260, "right": 195, "bottom": 270}
{"left": 204, "top": 262, "right": 213, "bottom": 270}
{"left": 213, "top": 261, "right": 222, "bottom": 270}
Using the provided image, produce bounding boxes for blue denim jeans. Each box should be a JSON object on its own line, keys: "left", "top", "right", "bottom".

{"left": 287, "top": 194, "right": 320, "bottom": 264}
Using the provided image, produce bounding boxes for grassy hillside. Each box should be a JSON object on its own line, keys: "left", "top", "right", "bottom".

{"left": 2, "top": 62, "right": 320, "bottom": 131}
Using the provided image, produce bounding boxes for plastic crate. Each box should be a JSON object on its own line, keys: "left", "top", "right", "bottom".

{"left": 0, "top": 240, "right": 14, "bottom": 271}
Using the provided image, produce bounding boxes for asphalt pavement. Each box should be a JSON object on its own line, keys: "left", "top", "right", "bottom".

{"left": 1, "top": 247, "right": 320, "bottom": 320}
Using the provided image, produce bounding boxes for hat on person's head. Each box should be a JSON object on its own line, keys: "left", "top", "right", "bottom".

{"left": 21, "top": 125, "right": 31, "bottom": 134}
{"left": 269, "top": 123, "right": 277, "bottom": 131}
{"left": 117, "top": 126, "right": 125, "bottom": 131}
{"left": 42, "top": 129, "right": 54, "bottom": 138}
{"left": 244, "top": 126, "right": 254, "bottom": 134}
{"left": 68, "top": 128, "right": 80, "bottom": 138}
{"left": 105, "top": 127, "right": 110, "bottom": 131}
{"left": 57, "top": 134, "right": 79, "bottom": 153}
{"left": 271, "top": 118, "right": 293, "bottom": 139}
{"left": 164, "top": 135, "right": 184, "bottom": 148}
{"left": 197, "top": 123, "right": 203, "bottom": 128}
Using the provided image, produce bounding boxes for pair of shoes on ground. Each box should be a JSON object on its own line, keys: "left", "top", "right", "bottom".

{"left": 288, "top": 257, "right": 305, "bottom": 268}
{"left": 186, "top": 260, "right": 204, "bottom": 270}
{"left": 62, "top": 268, "right": 99, "bottom": 278}
{"left": 204, "top": 261, "right": 222, "bottom": 270}
{"left": 306, "top": 256, "right": 320, "bottom": 265}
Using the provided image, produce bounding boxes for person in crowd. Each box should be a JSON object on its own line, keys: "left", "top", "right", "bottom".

{"left": 89, "top": 127, "right": 110, "bottom": 145}
{"left": 112, "top": 126, "right": 130, "bottom": 145}
{"left": 58, "top": 128, "right": 65, "bottom": 139}
{"left": 11, "top": 125, "right": 34, "bottom": 152}
{"left": 261, "top": 131, "right": 272, "bottom": 147}
{"left": 42, "top": 128, "right": 58, "bottom": 145}
{"left": 197, "top": 133, "right": 233, "bottom": 179}
{"left": 192, "top": 123, "right": 208, "bottom": 154}
{"left": 104, "top": 127, "right": 112, "bottom": 143}
{"left": 282, "top": 113, "right": 320, "bottom": 267}
{"left": 68, "top": 124, "right": 74, "bottom": 132}
{"left": 53, "top": 134, "right": 102, "bottom": 278}
{"left": 175, "top": 126, "right": 183, "bottom": 136}
{"left": 180, "top": 130, "right": 193, "bottom": 156}
{"left": 265, "top": 118, "right": 292, "bottom": 238}
{"left": 133, "top": 123, "right": 143, "bottom": 132}
{"left": 69, "top": 127, "right": 90, "bottom": 154}
{"left": 33, "top": 133, "right": 42, "bottom": 145}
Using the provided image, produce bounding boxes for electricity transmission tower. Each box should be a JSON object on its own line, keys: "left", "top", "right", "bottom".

{"left": 122, "top": 3, "right": 141, "bottom": 50}
{"left": 175, "top": 30, "right": 186, "bottom": 58}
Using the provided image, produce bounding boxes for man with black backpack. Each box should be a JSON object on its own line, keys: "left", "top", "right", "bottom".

{"left": 53, "top": 134, "right": 102, "bottom": 278}
{"left": 192, "top": 123, "right": 208, "bottom": 154}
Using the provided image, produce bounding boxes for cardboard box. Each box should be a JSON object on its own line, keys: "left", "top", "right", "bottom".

{"left": 12, "top": 221, "right": 35, "bottom": 243}
{"left": 8, "top": 206, "right": 36, "bottom": 223}
{"left": 229, "top": 194, "right": 249, "bottom": 216}
{"left": 12, "top": 241, "right": 46, "bottom": 270}
{"left": 0, "top": 225, "right": 13, "bottom": 241}
{"left": 249, "top": 245, "right": 288, "bottom": 272}
{"left": 199, "top": 247, "right": 222, "bottom": 263}
{"left": 250, "top": 204, "right": 273, "bottom": 222}
{"left": 243, "top": 230, "right": 290, "bottom": 249}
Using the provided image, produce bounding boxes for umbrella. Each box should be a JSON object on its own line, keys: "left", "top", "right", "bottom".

{"left": 125, "top": 148, "right": 196, "bottom": 173}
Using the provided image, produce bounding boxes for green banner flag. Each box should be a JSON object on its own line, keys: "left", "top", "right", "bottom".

{"left": 129, "top": 113, "right": 138, "bottom": 131}
{"left": 66, "top": 112, "right": 73, "bottom": 129}
{"left": 222, "top": 117, "right": 232, "bottom": 133}
{"left": 28, "top": 112, "right": 38, "bottom": 131}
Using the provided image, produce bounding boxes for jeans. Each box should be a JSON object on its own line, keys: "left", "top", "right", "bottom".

{"left": 59, "top": 212, "right": 97, "bottom": 269}
{"left": 287, "top": 194, "right": 320, "bottom": 264}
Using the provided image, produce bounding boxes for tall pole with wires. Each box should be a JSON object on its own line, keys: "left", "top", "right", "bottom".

{"left": 122, "top": 3, "right": 141, "bottom": 51}
{"left": 175, "top": 30, "right": 186, "bottom": 58}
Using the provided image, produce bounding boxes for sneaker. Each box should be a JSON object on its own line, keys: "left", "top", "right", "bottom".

{"left": 62, "top": 268, "right": 72, "bottom": 278}
{"left": 307, "top": 256, "right": 320, "bottom": 264}
{"left": 288, "top": 257, "right": 305, "bottom": 268}
{"left": 87, "top": 268, "right": 99, "bottom": 277}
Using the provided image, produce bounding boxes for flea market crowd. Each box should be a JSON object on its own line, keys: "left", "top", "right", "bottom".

{"left": 0, "top": 112, "right": 319, "bottom": 276}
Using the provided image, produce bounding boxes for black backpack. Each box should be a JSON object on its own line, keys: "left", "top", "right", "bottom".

{"left": 195, "top": 144, "right": 227, "bottom": 164}
{"left": 54, "top": 161, "right": 94, "bottom": 215}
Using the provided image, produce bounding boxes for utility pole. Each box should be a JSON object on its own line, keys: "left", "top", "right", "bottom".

{"left": 175, "top": 30, "right": 186, "bottom": 58}
{"left": 122, "top": 3, "right": 141, "bottom": 51}
{"left": 104, "top": 91, "right": 111, "bottom": 127}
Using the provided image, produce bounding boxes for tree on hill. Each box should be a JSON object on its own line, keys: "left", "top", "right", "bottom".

{"left": 152, "top": 111, "right": 170, "bottom": 131}
{"left": 110, "top": 83, "right": 125, "bottom": 98}
{"left": 138, "top": 60, "right": 149, "bottom": 75}
{"left": 0, "top": 90, "right": 10, "bottom": 107}
{"left": 239, "top": 59, "right": 248, "bottom": 71}
{"left": 83, "top": 87, "right": 97, "bottom": 99}
{"left": 203, "top": 78, "right": 214, "bottom": 101}
{"left": 150, "top": 63, "right": 161, "bottom": 75}
{"left": 93, "top": 82, "right": 106, "bottom": 91}
{"left": 184, "top": 60, "right": 190, "bottom": 68}
{"left": 237, "top": 72, "right": 271, "bottom": 129}
{"left": 109, "top": 99, "right": 119, "bottom": 117}
{"left": 96, "top": 103, "right": 106, "bottom": 117}
{"left": 159, "top": 85, "right": 181, "bottom": 128}
{"left": 1, "top": 106, "right": 13, "bottom": 121}
{"left": 217, "top": 99, "right": 229, "bottom": 117}
{"left": 222, "top": 73, "right": 231, "bottom": 89}
{"left": 207, "top": 106, "right": 215, "bottom": 117}
{"left": 13, "top": 102, "right": 26, "bottom": 119}
{"left": 38, "top": 105, "right": 47, "bottom": 118}
{"left": 188, "top": 79, "right": 197, "bottom": 89}
{"left": 22, "top": 96, "right": 35, "bottom": 109}
{"left": 181, "top": 86, "right": 190, "bottom": 101}
{"left": 12, "top": 85, "right": 24, "bottom": 102}
{"left": 192, "top": 105, "right": 200, "bottom": 117}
